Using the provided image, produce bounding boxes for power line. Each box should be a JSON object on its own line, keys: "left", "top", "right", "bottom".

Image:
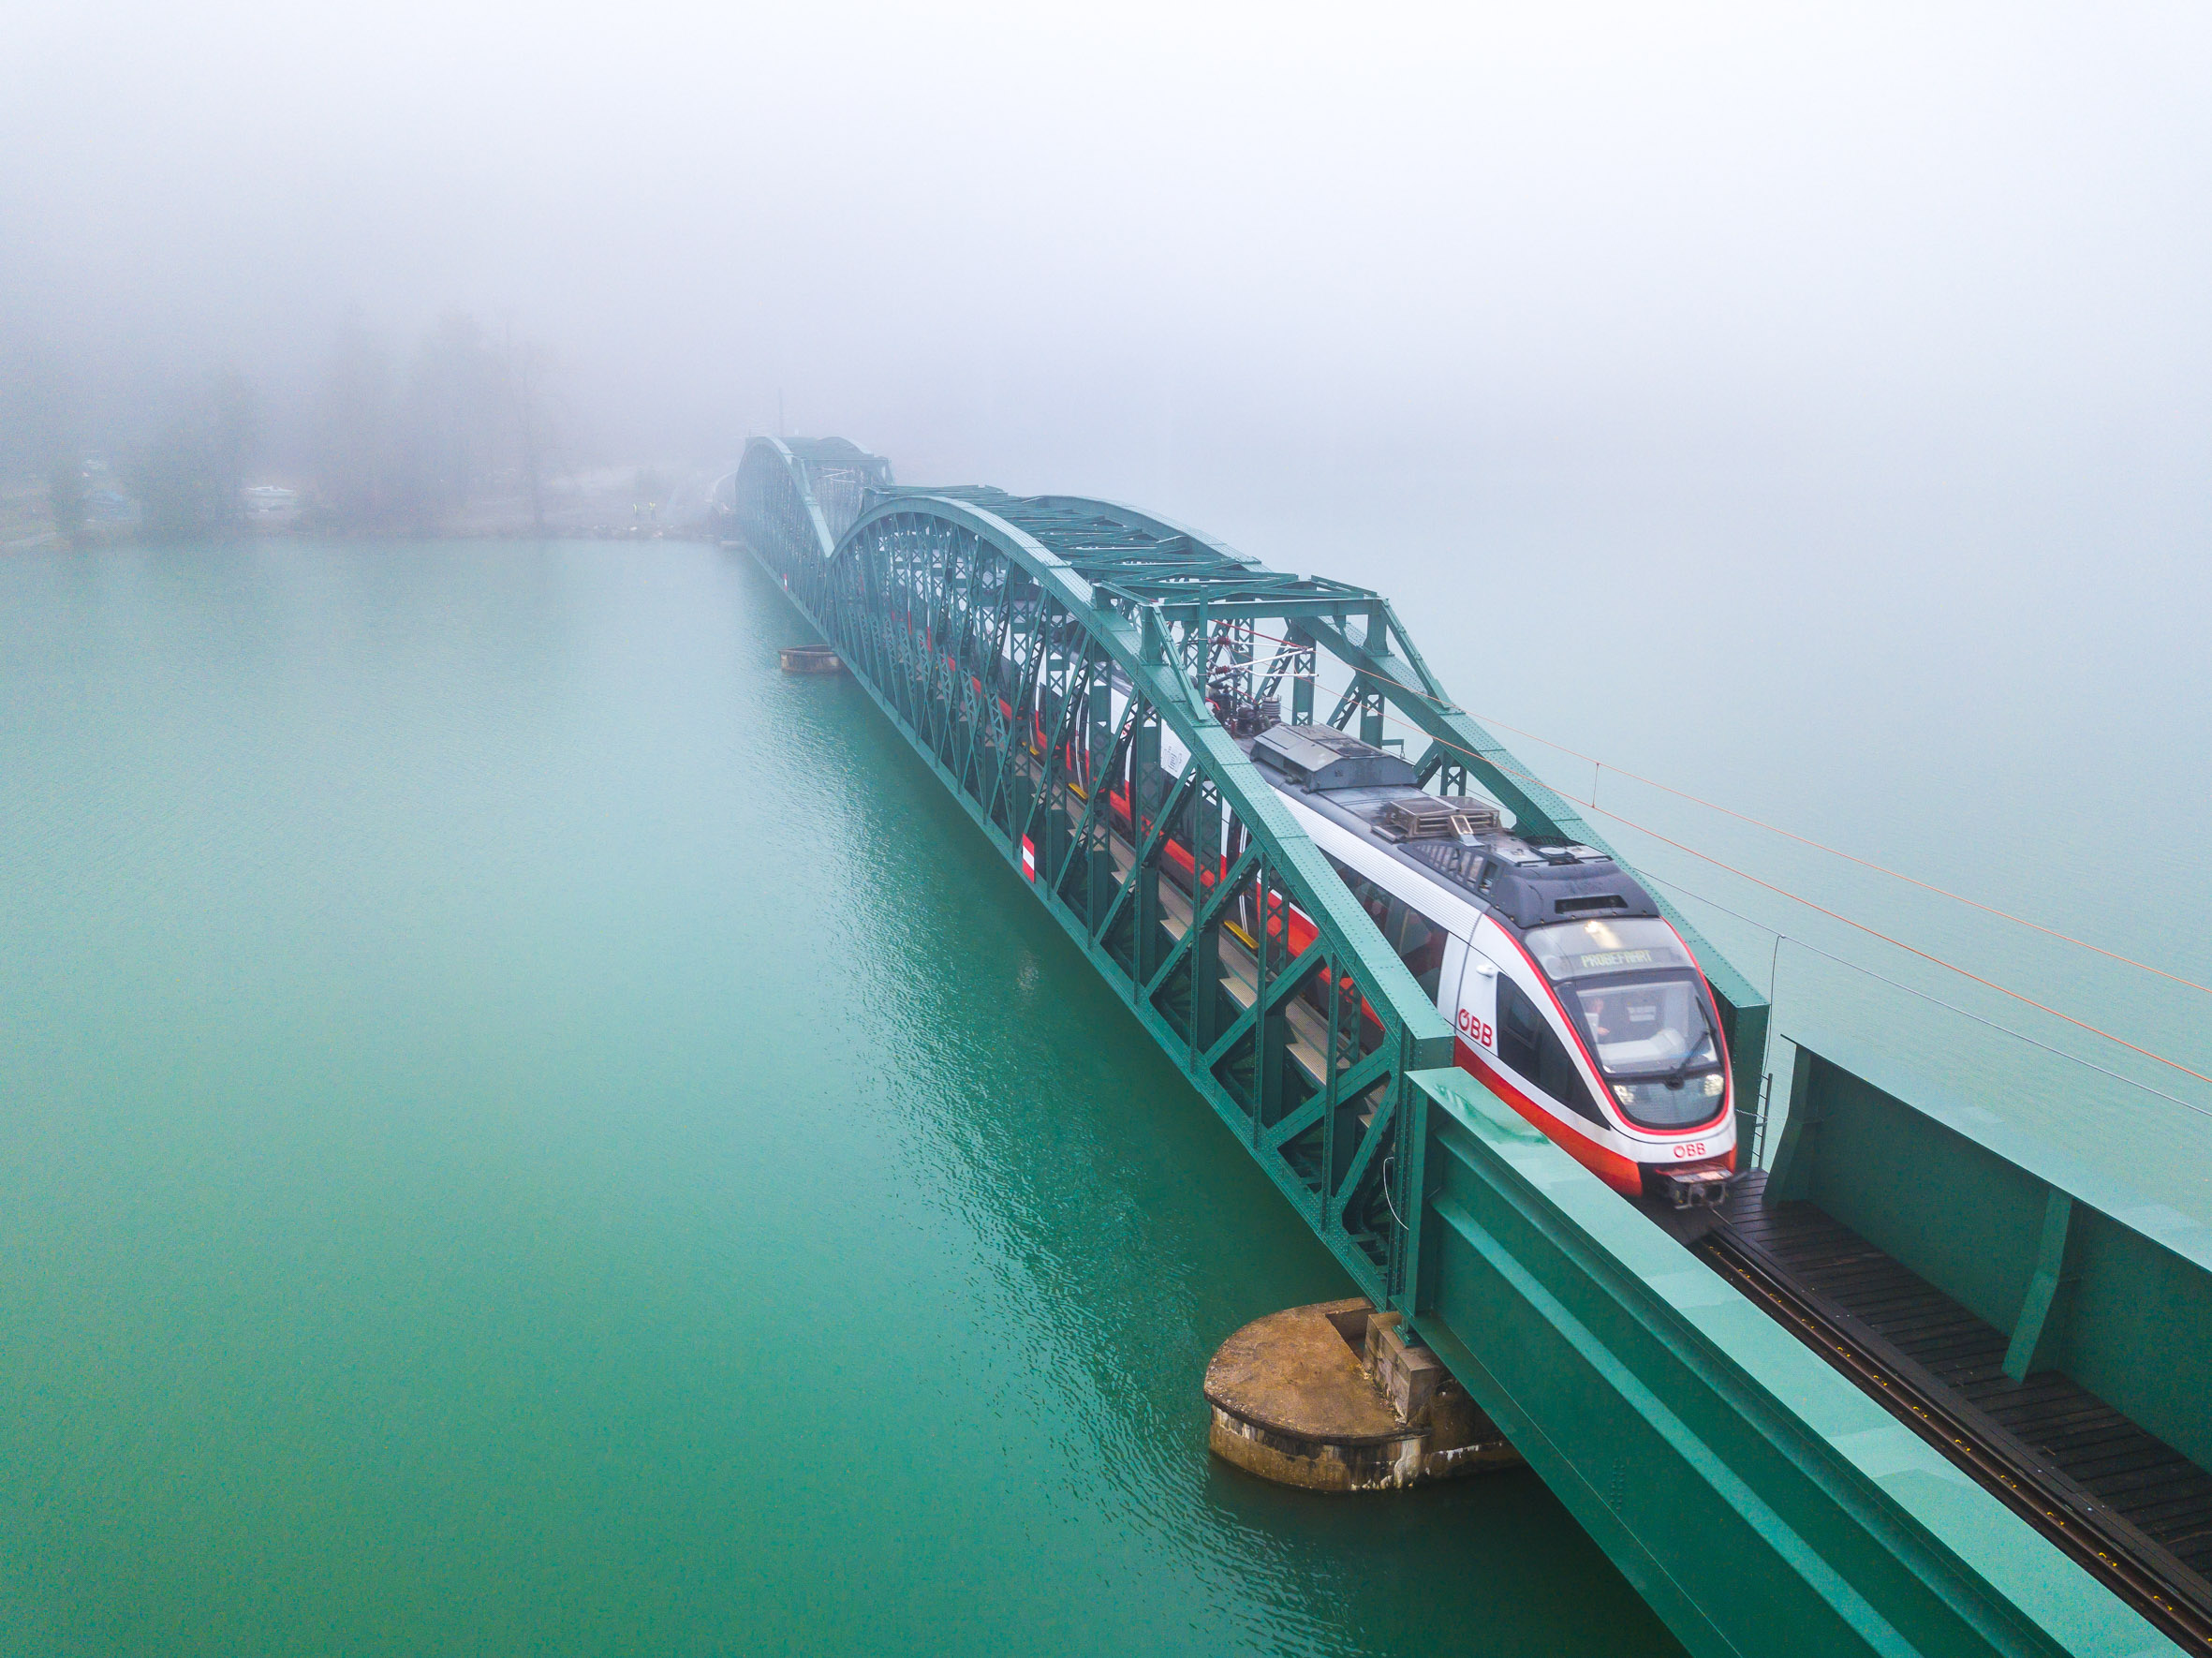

{"left": 1579, "top": 794, "right": 2212, "bottom": 1089}
{"left": 1285, "top": 674, "right": 2212, "bottom": 1090}
{"left": 1644, "top": 871, "right": 2212, "bottom": 1124}
{"left": 1455, "top": 705, "right": 2212, "bottom": 999}
{"left": 1262, "top": 647, "right": 2207, "bottom": 997}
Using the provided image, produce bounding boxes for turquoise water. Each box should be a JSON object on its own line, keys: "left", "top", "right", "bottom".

{"left": 0, "top": 541, "right": 1680, "bottom": 1657}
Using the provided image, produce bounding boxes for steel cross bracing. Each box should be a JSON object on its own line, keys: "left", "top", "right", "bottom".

{"left": 735, "top": 438, "right": 1766, "bottom": 1304}
{"left": 744, "top": 450, "right": 1767, "bottom": 1090}
{"left": 734, "top": 437, "right": 2170, "bottom": 1658}
{"left": 741, "top": 470, "right": 1438, "bottom": 1296}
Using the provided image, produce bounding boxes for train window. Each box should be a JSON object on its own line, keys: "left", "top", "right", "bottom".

{"left": 1323, "top": 856, "right": 1394, "bottom": 935}
{"left": 1392, "top": 905, "right": 1448, "bottom": 1000}
{"left": 1497, "top": 978, "right": 1608, "bottom": 1125}
{"left": 1321, "top": 856, "right": 1450, "bottom": 1002}
{"left": 1323, "top": 855, "right": 1362, "bottom": 906}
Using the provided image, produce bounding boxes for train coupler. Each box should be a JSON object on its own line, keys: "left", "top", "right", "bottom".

{"left": 1658, "top": 1164, "right": 1732, "bottom": 1209}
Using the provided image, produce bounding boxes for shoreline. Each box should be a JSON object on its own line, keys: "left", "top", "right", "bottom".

{"left": 7, "top": 520, "right": 728, "bottom": 551}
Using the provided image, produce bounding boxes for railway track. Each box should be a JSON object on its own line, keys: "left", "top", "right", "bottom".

{"left": 1700, "top": 1216, "right": 2212, "bottom": 1651}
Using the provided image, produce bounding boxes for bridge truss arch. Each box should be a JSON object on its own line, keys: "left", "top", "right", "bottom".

{"left": 737, "top": 436, "right": 1769, "bottom": 1310}
{"left": 735, "top": 435, "right": 895, "bottom": 564}
{"left": 729, "top": 437, "right": 2185, "bottom": 1658}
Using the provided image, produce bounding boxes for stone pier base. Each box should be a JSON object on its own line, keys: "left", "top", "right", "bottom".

{"left": 1204, "top": 1297, "right": 1523, "bottom": 1491}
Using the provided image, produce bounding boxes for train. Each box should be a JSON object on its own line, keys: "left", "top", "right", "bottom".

{"left": 1223, "top": 718, "right": 1735, "bottom": 1206}
{"left": 938, "top": 617, "right": 1736, "bottom": 1208}
{"left": 1034, "top": 691, "right": 1733, "bottom": 1211}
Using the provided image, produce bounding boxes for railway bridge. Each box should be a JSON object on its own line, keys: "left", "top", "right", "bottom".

{"left": 734, "top": 436, "right": 2208, "bottom": 1658}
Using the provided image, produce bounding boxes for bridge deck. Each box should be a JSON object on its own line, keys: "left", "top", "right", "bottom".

{"left": 1715, "top": 1174, "right": 2212, "bottom": 1639}
{"left": 739, "top": 437, "right": 2174, "bottom": 1655}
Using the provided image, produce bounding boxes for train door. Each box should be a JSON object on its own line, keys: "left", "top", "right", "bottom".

{"left": 1436, "top": 932, "right": 1467, "bottom": 1022}
{"left": 1453, "top": 946, "right": 1499, "bottom": 1059}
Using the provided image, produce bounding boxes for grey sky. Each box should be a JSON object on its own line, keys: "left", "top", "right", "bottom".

{"left": 7, "top": 2, "right": 2208, "bottom": 479}
{"left": 7, "top": 2, "right": 2209, "bottom": 826}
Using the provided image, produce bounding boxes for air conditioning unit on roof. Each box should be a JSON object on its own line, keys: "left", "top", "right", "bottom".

{"left": 1377, "top": 795, "right": 1502, "bottom": 842}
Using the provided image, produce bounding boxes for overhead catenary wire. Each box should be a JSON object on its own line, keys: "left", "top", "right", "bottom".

{"left": 1238, "top": 636, "right": 2208, "bottom": 998}
{"left": 1642, "top": 870, "right": 2212, "bottom": 1124}
{"left": 1263, "top": 665, "right": 2212, "bottom": 1090}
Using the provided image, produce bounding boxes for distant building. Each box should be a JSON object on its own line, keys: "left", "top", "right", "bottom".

{"left": 84, "top": 488, "right": 140, "bottom": 524}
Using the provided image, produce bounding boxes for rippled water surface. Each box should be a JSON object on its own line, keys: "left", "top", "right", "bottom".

{"left": 0, "top": 540, "right": 1682, "bottom": 1657}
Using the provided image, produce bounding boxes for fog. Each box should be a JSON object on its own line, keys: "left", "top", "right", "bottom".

{"left": 7, "top": 3, "right": 2212, "bottom": 1076}
{"left": 8, "top": 4, "right": 2208, "bottom": 476}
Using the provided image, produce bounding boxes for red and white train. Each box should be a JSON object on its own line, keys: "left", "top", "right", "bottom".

{"left": 951, "top": 624, "right": 1736, "bottom": 1207}
{"left": 1220, "top": 720, "right": 1734, "bottom": 1206}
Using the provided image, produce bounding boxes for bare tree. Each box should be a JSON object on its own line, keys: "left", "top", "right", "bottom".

{"left": 405, "top": 312, "right": 502, "bottom": 514}
{"left": 133, "top": 370, "right": 258, "bottom": 540}
{"left": 314, "top": 311, "right": 401, "bottom": 527}
{"left": 494, "top": 324, "right": 560, "bottom": 535}
{"left": 310, "top": 311, "right": 560, "bottom": 532}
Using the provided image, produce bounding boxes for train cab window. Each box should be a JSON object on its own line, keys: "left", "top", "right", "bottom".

{"left": 1497, "top": 978, "right": 1608, "bottom": 1125}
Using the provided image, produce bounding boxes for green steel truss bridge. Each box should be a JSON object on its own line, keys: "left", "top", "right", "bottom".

{"left": 735, "top": 437, "right": 2193, "bottom": 1658}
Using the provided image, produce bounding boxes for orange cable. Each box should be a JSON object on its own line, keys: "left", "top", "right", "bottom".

{"left": 1269, "top": 649, "right": 2209, "bottom": 998}
{"left": 1458, "top": 708, "right": 2212, "bottom": 999}
{"left": 1582, "top": 798, "right": 2212, "bottom": 1088}
{"left": 1364, "top": 705, "right": 2212, "bottom": 1089}
{"left": 1202, "top": 629, "right": 2212, "bottom": 1068}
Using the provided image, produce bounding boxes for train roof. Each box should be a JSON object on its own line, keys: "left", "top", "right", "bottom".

{"left": 1245, "top": 723, "right": 1662, "bottom": 932}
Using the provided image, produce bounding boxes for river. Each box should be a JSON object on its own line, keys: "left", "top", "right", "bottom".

{"left": 0, "top": 540, "right": 1682, "bottom": 1656}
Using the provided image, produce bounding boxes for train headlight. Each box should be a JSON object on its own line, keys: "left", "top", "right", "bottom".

{"left": 1703, "top": 1073, "right": 1725, "bottom": 1097}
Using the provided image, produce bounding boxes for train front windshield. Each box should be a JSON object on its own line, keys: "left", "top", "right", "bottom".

{"left": 1526, "top": 919, "right": 1728, "bottom": 1131}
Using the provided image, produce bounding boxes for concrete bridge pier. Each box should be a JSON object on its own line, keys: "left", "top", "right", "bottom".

{"left": 1204, "top": 1298, "right": 1522, "bottom": 1491}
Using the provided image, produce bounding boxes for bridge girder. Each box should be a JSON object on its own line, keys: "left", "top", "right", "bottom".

{"left": 733, "top": 436, "right": 2159, "bottom": 1658}
{"left": 742, "top": 441, "right": 1462, "bottom": 1300}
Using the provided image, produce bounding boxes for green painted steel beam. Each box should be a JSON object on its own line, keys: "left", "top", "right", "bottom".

{"left": 733, "top": 437, "right": 2150, "bottom": 1658}
{"left": 739, "top": 441, "right": 1453, "bottom": 1302}
{"left": 847, "top": 489, "right": 1455, "bottom": 1056}
{"left": 1413, "top": 1064, "right": 2160, "bottom": 1658}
